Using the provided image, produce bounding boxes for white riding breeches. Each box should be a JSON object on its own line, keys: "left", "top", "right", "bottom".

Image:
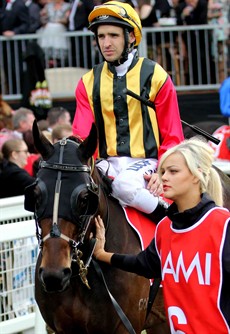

{"left": 96, "top": 157, "right": 159, "bottom": 214}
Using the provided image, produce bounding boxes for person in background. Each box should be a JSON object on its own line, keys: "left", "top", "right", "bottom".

{"left": 0, "top": 138, "right": 35, "bottom": 198}
{"left": 68, "top": 0, "right": 94, "bottom": 32}
{"left": 219, "top": 76, "right": 230, "bottom": 120}
{"left": 93, "top": 137, "right": 230, "bottom": 333}
{"left": 138, "top": 0, "right": 159, "bottom": 28}
{"left": 208, "top": 0, "right": 229, "bottom": 83}
{"left": 37, "top": 0, "right": 71, "bottom": 65}
{"left": 101, "top": 0, "right": 139, "bottom": 10}
{"left": 68, "top": 0, "right": 94, "bottom": 68}
{"left": 25, "top": 0, "right": 42, "bottom": 33}
{"left": 37, "top": 0, "right": 49, "bottom": 25}
{"left": 32, "top": 123, "right": 73, "bottom": 176}
{"left": 46, "top": 107, "right": 72, "bottom": 133}
{"left": 0, "top": 129, "right": 16, "bottom": 151}
{"left": 0, "top": 107, "right": 35, "bottom": 151}
{"left": 1, "top": 0, "right": 29, "bottom": 37}
{"left": 154, "top": 0, "right": 180, "bottom": 20}
{"left": 1, "top": 0, "right": 30, "bottom": 94}
{"left": 177, "top": 0, "right": 214, "bottom": 85}
{"left": 12, "top": 107, "right": 35, "bottom": 140}
{"left": 51, "top": 123, "right": 73, "bottom": 143}
{"left": 138, "top": 0, "right": 159, "bottom": 58}
{"left": 72, "top": 1, "right": 184, "bottom": 223}
{"left": 12, "top": 108, "right": 38, "bottom": 176}
{"left": 114, "top": 0, "right": 139, "bottom": 11}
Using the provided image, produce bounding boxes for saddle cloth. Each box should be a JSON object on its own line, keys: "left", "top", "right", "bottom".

{"left": 122, "top": 206, "right": 156, "bottom": 250}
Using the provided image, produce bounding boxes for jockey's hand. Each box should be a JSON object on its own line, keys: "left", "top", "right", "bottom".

{"left": 93, "top": 216, "right": 106, "bottom": 259}
{"left": 144, "top": 172, "right": 163, "bottom": 196}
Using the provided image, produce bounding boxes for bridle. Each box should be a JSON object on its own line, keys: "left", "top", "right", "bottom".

{"left": 34, "top": 138, "right": 99, "bottom": 288}
{"left": 27, "top": 136, "right": 138, "bottom": 333}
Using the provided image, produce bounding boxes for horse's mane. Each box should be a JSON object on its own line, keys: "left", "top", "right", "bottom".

{"left": 94, "top": 165, "right": 113, "bottom": 196}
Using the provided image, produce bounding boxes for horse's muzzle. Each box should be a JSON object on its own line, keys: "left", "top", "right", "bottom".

{"left": 39, "top": 267, "right": 72, "bottom": 293}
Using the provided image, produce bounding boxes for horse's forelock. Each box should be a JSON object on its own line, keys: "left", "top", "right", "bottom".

{"left": 68, "top": 135, "right": 83, "bottom": 145}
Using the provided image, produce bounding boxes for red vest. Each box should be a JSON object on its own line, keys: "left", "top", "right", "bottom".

{"left": 155, "top": 208, "right": 230, "bottom": 333}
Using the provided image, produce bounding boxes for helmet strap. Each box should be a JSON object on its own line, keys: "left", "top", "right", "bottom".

{"left": 112, "top": 28, "right": 133, "bottom": 66}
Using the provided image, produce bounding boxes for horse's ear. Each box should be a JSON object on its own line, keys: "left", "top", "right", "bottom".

{"left": 32, "top": 120, "right": 54, "bottom": 159}
{"left": 79, "top": 123, "right": 98, "bottom": 160}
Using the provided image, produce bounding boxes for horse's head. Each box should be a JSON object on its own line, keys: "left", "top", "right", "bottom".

{"left": 25, "top": 120, "right": 99, "bottom": 292}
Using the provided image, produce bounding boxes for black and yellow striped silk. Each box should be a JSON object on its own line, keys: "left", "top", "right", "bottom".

{"left": 82, "top": 55, "right": 168, "bottom": 159}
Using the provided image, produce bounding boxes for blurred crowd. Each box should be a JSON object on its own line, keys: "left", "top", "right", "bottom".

{"left": 0, "top": 94, "right": 73, "bottom": 198}
{"left": 0, "top": 0, "right": 229, "bottom": 37}
{"left": 0, "top": 0, "right": 229, "bottom": 93}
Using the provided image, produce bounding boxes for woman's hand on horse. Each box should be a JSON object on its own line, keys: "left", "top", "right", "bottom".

{"left": 95, "top": 215, "right": 106, "bottom": 245}
{"left": 92, "top": 216, "right": 106, "bottom": 259}
{"left": 144, "top": 172, "right": 163, "bottom": 196}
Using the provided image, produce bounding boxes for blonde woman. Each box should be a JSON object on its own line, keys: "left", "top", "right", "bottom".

{"left": 93, "top": 137, "right": 230, "bottom": 333}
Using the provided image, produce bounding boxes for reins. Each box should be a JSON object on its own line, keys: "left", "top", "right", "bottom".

{"left": 90, "top": 184, "right": 137, "bottom": 334}
{"left": 92, "top": 259, "right": 137, "bottom": 334}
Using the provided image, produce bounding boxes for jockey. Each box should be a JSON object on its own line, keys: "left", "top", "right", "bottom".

{"left": 72, "top": 1, "right": 184, "bottom": 222}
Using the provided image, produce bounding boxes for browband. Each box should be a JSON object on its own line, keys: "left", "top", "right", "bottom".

{"left": 40, "top": 160, "right": 91, "bottom": 173}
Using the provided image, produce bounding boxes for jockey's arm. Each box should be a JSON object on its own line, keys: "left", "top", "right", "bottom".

{"left": 72, "top": 79, "right": 95, "bottom": 140}
{"left": 154, "top": 77, "right": 184, "bottom": 160}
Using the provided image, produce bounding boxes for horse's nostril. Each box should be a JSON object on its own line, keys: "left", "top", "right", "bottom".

{"left": 63, "top": 267, "right": 71, "bottom": 278}
{"left": 39, "top": 267, "right": 72, "bottom": 292}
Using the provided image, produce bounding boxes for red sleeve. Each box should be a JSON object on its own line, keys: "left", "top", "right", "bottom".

{"left": 155, "top": 77, "right": 184, "bottom": 160}
{"left": 72, "top": 79, "right": 95, "bottom": 140}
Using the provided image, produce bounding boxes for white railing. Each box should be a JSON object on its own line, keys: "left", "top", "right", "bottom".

{"left": 0, "top": 196, "right": 46, "bottom": 334}
{"left": 1, "top": 24, "right": 229, "bottom": 101}
{"left": 0, "top": 195, "right": 34, "bottom": 224}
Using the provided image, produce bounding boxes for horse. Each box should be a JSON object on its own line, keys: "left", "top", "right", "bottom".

{"left": 25, "top": 120, "right": 170, "bottom": 334}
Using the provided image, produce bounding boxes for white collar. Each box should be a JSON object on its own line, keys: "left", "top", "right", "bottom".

{"left": 115, "top": 49, "right": 137, "bottom": 77}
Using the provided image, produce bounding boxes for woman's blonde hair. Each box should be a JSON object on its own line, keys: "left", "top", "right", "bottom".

{"left": 158, "top": 137, "right": 223, "bottom": 206}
